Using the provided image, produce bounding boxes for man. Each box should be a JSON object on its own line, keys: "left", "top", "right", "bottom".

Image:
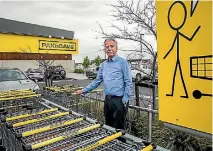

{"left": 44, "top": 67, "right": 53, "bottom": 87}
{"left": 76, "top": 38, "right": 133, "bottom": 133}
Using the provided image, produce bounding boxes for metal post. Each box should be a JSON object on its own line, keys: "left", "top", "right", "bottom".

{"left": 152, "top": 85, "right": 156, "bottom": 110}
{"left": 135, "top": 81, "right": 140, "bottom": 117}
{"left": 151, "top": 52, "right": 158, "bottom": 111}
{"left": 148, "top": 104, "right": 152, "bottom": 142}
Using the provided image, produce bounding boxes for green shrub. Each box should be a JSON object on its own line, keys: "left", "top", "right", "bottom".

{"left": 74, "top": 68, "right": 84, "bottom": 73}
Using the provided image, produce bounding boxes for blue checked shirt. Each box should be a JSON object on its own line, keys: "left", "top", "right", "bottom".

{"left": 82, "top": 55, "right": 133, "bottom": 103}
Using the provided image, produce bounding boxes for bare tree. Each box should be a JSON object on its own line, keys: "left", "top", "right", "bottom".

{"left": 19, "top": 46, "right": 55, "bottom": 71}
{"left": 19, "top": 46, "right": 55, "bottom": 86}
{"left": 95, "top": 0, "right": 157, "bottom": 78}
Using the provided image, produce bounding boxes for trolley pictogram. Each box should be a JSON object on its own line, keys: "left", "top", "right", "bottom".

{"left": 190, "top": 55, "right": 213, "bottom": 99}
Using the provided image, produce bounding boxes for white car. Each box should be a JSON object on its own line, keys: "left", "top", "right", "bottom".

{"left": 131, "top": 64, "right": 152, "bottom": 82}
{"left": 0, "top": 68, "right": 40, "bottom": 91}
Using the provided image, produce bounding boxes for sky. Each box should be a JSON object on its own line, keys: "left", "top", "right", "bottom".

{"left": 0, "top": 0, "right": 156, "bottom": 63}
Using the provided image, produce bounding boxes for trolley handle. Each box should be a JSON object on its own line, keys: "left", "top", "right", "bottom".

{"left": 23, "top": 123, "right": 102, "bottom": 150}
{"left": 141, "top": 142, "right": 157, "bottom": 151}
{"left": 76, "top": 130, "right": 125, "bottom": 151}
{"left": 19, "top": 117, "right": 85, "bottom": 138}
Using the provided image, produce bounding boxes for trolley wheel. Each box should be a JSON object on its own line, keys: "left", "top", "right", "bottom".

{"left": 193, "top": 90, "right": 202, "bottom": 99}
{"left": 1, "top": 115, "right": 6, "bottom": 122}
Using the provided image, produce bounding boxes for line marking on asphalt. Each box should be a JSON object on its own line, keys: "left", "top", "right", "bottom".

{"left": 37, "top": 81, "right": 60, "bottom": 84}
{"left": 132, "top": 95, "right": 159, "bottom": 100}
{"left": 37, "top": 79, "right": 75, "bottom": 84}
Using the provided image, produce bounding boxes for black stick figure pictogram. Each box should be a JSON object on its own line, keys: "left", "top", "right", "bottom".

{"left": 164, "top": 1, "right": 201, "bottom": 98}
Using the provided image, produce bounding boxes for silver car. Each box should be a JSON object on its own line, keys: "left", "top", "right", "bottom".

{"left": 25, "top": 68, "right": 44, "bottom": 82}
{"left": 0, "top": 68, "right": 40, "bottom": 91}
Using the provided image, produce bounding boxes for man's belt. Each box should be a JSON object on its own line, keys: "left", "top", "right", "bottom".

{"left": 105, "top": 95, "right": 123, "bottom": 99}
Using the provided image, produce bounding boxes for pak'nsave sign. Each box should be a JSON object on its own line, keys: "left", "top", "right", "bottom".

{"left": 39, "top": 40, "right": 76, "bottom": 51}
{"left": 0, "top": 33, "right": 79, "bottom": 54}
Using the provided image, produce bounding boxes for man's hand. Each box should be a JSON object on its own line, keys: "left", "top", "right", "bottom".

{"left": 75, "top": 90, "right": 83, "bottom": 95}
{"left": 123, "top": 101, "right": 127, "bottom": 108}
{"left": 122, "top": 99, "right": 129, "bottom": 108}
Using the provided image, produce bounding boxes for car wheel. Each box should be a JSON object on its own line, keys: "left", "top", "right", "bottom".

{"left": 136, "top": 73, "right": 141, "bottom": 82}
{"left": 60, "top": 70, "right": 65, "bottom": 75}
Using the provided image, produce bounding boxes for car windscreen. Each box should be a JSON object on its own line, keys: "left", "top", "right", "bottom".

{"left": 31, "top": 69, "right": 42, "bottom": 73}
{"left": 56, "top": 66, "right": 63, "bottom": 70}
{"left": 0, "top": 69, "right": 28, "bottom": 82}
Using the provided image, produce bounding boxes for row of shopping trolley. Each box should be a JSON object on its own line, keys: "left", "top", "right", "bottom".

{"left": 0, "top": 88, "right": 156, "bottom": 151}
{"left": 0, "top": 89, "right": 41, "bottom": 114}
{"left": 42, "top": 85, "right": 104, "bottom": 117}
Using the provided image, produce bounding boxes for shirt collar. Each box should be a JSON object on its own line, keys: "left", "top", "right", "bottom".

{"left": 107, "top": 55, "right": 118, "bottom": 62}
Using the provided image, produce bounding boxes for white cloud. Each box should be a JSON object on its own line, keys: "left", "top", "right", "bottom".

{"left": 0, "top": 0, "right": 156, "bottom": 63}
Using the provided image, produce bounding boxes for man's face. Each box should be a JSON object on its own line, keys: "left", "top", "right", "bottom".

{"left": 104, "top": 40, "right": 117, "bottom": 58}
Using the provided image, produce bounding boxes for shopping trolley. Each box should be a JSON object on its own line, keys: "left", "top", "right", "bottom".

{"left": 0, "top": 89, "right": 43, "bottom": 151}
{"left": 1, "top": 107, "right": 156, "bottom": 151}
{"left": 0, "top": 88, "right": 156, "bottom": 151}
{"left": 42, "top": 85, "right": 104, "bottom": 118}
{"left": 190, "top": 55, "right": 213, "bottom": 99}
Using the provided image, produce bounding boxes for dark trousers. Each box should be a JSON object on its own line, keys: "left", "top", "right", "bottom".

{"left": 104, "top": 95, "right": 128, "bottom": 142}
{"left": 45, "top": 78, "right": 53, "bottom": 87}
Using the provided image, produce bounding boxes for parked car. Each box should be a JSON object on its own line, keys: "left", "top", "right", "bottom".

{"left": 85, "top": 67, "right": 99, "bottom": 79}
{"left": 131, "top": 64, "right": 152, "bottom": 82}
{"left": 0, "top": 68, "right": 40, "bottom": 91}
{"left": 49, "top": 65, "right": 66, "bottom": 79}
{"left": 25, "top": 68, "right": 44, "bottom": 82}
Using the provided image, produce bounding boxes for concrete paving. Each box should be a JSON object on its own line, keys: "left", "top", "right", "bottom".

{"left": 66, "top": 73, "right": 88, "bottom": 80}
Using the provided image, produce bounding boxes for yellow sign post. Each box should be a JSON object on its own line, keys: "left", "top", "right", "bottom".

{"left": 0, "top": 33, "right": 79, "bottom": 54}
{"left": 156, "top": 0, "right": 212, "bottom": 135}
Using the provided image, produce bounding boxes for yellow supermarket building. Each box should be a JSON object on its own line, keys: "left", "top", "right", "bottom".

{"left": 0, "top": 18, "right": 79, "bottom": 72}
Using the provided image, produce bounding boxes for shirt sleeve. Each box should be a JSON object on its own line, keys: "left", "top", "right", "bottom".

{"left": 122, "top": 60, "right": 133, "bottom": 103}
{"left": 82, "top": 63, "right": 103, "bottom": 94}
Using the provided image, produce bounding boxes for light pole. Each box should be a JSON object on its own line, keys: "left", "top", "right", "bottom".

{"left": 100, "top": 44, "right": 107, "bottom": 60}
{"left": 99, "top": 49, "right": 106, "bottom": 60}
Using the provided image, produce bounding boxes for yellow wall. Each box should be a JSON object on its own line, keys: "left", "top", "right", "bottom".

{"left": 156, "top": 0, "right": 212, "bottom": 134}
{"left": 0, "top": 33, "right": 79, "bottom": 54}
